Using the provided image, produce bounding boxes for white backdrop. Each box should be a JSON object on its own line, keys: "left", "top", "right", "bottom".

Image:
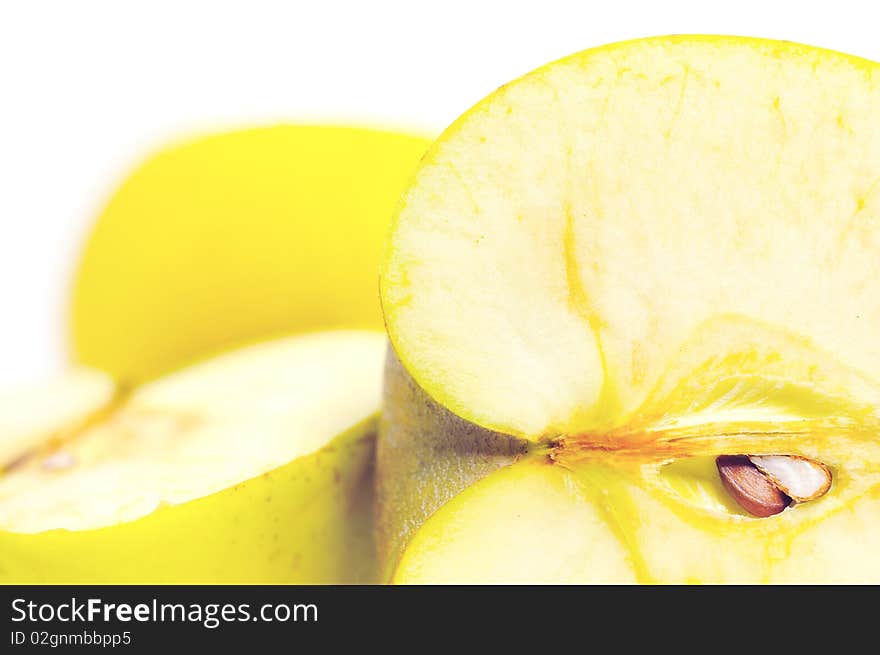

{"left": 1, "top": 0, "right": 878, "bottom": 389}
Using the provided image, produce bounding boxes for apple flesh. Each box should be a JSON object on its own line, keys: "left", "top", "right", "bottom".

{"left": 0, "top": 369, "right": 114, "bottom": 469}
{"left": 378, "top": 36, "right": 880, "bottom": 582}
{"left": 0, "top": 330, "right": 384, "bottom": 583}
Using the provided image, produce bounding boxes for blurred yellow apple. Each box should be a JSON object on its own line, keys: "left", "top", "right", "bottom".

{"left": 70, "top": 125, "right": 431, "bottom": 382}
{"left": 0, "top": 331, "right": 385, "bottom": 583}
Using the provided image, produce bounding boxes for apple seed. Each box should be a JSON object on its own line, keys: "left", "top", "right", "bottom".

{"left": 748, "top": 455, "right": 832, "bottom": 502}
{"left": 716, "top": 455, "right": 791, "bottom": 517}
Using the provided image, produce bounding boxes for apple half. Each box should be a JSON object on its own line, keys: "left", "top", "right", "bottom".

{"left": 378, "top": 36, "right": 880, "bottom": 583}
{"left": 0, "top": 330, "right": 384, "bottom": 583}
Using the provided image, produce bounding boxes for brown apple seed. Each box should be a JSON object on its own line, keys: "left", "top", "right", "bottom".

{"left": 716, "top": 455, "right": 791, "bottom": 517}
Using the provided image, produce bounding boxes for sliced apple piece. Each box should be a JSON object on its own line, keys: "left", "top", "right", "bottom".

{"left": 378, "top": 36, "right": 880, "bottom": 582}
{"left": 0, "top": 330, "right": 384, "bottom": 583}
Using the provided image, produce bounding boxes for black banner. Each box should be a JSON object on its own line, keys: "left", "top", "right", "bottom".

{"left": 0, "top": 585, "right": 863, "bottom": 650}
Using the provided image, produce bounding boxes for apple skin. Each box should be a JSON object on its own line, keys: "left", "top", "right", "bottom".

{"left": 70, "top": 125, "right": 432, "bottom": 383}
{"left": 376, "top": 351, "right": 526, "bottom": 579}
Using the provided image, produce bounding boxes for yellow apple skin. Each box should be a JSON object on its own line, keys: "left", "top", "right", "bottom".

{"left": 70, "top": 125, "right": 431, "bottom": 383}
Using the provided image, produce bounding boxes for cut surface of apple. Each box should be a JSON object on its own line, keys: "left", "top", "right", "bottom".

{"left": 0, "top": 330, "right": 385, "bottom": 583}
{"left": 378, "top": 36, "right": 880, "bottom": 582}
{"left": 0, "top": 369, "right": 115, "bottom": 469}
{"left": 394, "top": 454, "right": 880, "bottom": 584}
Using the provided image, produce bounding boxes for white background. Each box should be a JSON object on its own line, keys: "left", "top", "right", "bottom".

{"left": 1, "top": 0, "right": 878, "bottom": 389}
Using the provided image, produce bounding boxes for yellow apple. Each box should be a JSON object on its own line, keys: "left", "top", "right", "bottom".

{"left": 70, "top": 125, "right": 431, "bottom": 382}
{"left": 0, "top": 330, "right": 384, "bottom": 583}
{"left": 378, "top": 36, "right": 880, "bottom": 583}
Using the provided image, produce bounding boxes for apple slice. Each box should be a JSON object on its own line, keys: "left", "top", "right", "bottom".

{"left": 0, "top": 330, "right": 384, "bottom": 583}
{"left": 378, "top": 36, "right": 880, "bottom": 582}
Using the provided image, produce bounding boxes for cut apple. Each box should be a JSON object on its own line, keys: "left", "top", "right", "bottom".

{"left": 378, "top": 36, "right": 880, "bottom": 582}
{"left": 0, "top": 330, "right": 384, "bottom": 583}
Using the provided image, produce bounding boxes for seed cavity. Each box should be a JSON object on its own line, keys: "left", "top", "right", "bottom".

{"left": 716, "top": 454, "right": 831, "bottom": 517}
